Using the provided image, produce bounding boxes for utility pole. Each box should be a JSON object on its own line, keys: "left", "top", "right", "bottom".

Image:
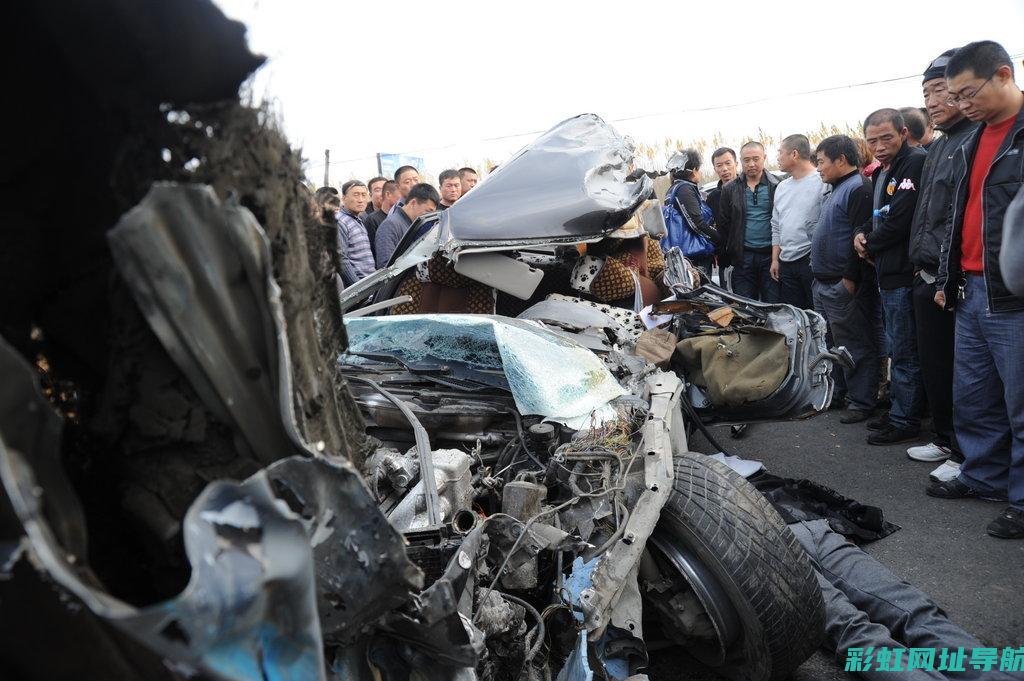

{"left": 324, "top": 149, "right": 330, "bottom": 187}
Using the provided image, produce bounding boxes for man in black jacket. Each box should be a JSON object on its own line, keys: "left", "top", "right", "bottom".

{"left": 707, "top": 147, "right": 738, "bottom": 233}
{"left": 906, "top": 50, "right": 980, "bottom": 478}
{"left": 929, "top": 41, "right": 1024, "bottom": 539}
{"left": 854, "top": 109, "right": 926, "bottom": 445}
{"left": 718, "top": 141, "right": 781, "bottom": 301}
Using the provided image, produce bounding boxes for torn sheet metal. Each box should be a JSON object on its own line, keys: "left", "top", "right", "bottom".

{"left": 107, "top": 183, "right": 306, "bottom": 467}
{"left": 381, "top": 525, "right": 488, "bottom": 672}
{"left": 255, "top": 456, "right": 423, "bottom": 644}
{"left": 443, "top": 114, "right": 652, "bottom": 245}
{"left": 0, "top": 336, "right": 421, "bottom": 680}
{"left": 345, "top": 315, "right": 627, "bottom": 422}
{"left": 0, "top": 410, "right": 325, "bottom": 680}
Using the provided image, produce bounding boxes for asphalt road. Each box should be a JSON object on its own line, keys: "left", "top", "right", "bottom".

{"left": 648, "top": 412, "right": 1024, "bottom": 680}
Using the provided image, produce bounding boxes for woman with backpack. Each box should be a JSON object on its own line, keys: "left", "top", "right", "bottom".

{"left": 662, "top": 149, "right": 720, "bottom": 276}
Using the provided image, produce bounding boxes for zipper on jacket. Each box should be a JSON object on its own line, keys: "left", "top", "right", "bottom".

{"left": 942, "top": 143, "right": 969, "bottom": 304}
{"left": 981, "top": 126, "right": 1024, "bottom": 311}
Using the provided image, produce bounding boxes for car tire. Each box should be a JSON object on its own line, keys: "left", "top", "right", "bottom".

{"left": 643, "top": 451, "right": 825, "bottom": 681}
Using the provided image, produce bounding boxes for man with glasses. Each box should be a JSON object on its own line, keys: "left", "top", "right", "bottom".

{"left": 906, "top": 50, "right": 979, "bottom": 481}
{"left": 930, "top": 41, "right": 1024, "bottom": 540}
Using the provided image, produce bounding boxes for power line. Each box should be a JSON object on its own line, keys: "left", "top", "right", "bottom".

{"left": 311, "top": 51, "right": 1024, "bottom": 168}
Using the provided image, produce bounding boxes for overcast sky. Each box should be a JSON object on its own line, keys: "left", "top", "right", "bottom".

{"left": 214, "top": 0, "right": 1024, "bottom": 183}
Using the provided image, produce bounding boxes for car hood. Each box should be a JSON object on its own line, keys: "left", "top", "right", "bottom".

{"left": 340, "top": 114, "right": 652, "bottom": 312}
{"left": 441, "top": 113, "right": 651, "bottom": 246}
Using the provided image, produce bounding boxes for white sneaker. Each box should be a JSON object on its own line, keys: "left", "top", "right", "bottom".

{"left": 929, "top": 460, "right": 962, "bottom": 483}
{"left": 907, "top": 442, "right": 951, "bottom": 462}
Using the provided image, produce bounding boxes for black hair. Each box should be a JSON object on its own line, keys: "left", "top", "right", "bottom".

{"left": 711, "top": 147, "right": 736, "bottom": 163}
{"left": 781, "top": 134, "right": 812, "bottom": 160}
{"left": 670, "top": 148, "right": 702, "bottom": 182}
{"left": 341, "top": 179, "right": 366, "bottom": 196}
{"left": 815, "top": 135, "right": 860, "bottom": 168}
{"left": 863, "top": 108, "right": 906, "bottom": 134}
{"left": 946, "top": 40, "right": 1015, "bottom": 80}
{"left": 407, "top": 182, "right": 440, "bottom": 206}
{"left": 394, "top": 165, "right": 419, "bottom": 182}
{"left": 458, "top": 167, "right": 477, "bottom": 176}
{"left": 314, "top": 186, "right": 340, "bottom": 205}
{"left": 438, "top": 169, "right": 460, "bottom": 184}
{"left": 899, "top": 107, "right": 929, "bottom": 142}
{"left": 382, "top": 179, "right": 398, "bottom": 195}
{"left": 740, "top": 141, "right": 765, "bottom": 154}
{"left": 367, "top": 176, "right": 387, "bottom": 189}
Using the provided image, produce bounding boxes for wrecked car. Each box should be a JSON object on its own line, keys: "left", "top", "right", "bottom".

{"left": 1, "top": 8, "right": 840, "bottom": 678}
{"left": 328, "top": 114, "right": 847, "bottom": 679}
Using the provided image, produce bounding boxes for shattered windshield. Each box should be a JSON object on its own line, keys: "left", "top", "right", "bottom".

{"left": 344, "top": 315, "right": 626, "bottom": 421}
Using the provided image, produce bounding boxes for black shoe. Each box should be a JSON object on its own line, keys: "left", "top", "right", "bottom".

{"left": 839, "top": 409, "right": 872, "bottom": 424}
{"left": 867, "top": 425, "right": 920, "bottom": 446}
{"left": 866, "top": 414, "right": 891, "bottom": 431}
{"left": 987, "top": 507, "right": 1024, "bottom": 539}
{"left": 926, "top": 477, "right": 1008, "bottom": 502}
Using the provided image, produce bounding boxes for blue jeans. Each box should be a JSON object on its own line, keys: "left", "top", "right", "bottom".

{"left": 732, "top": 250, "right": 779, "bottom": 302}
{"left": 812, "top": 278, "right": 884, "bottom": 412}
{"left": 779, "top": 255, "right": 814, "bottom": 309}
{"left": 878, "top": 286, "right": 923, "bottom": 430}
{"left": 955, "top": 275, "right": 1024, "bottom": 509}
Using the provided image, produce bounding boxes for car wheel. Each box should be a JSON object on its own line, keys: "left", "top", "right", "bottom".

{"left": 640, "top": 451, "right": 825, "bottom": 681}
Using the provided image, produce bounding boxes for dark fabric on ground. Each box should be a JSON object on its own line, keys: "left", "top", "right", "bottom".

{"left": 749, "top": 471, "right": 900, "bottom": 542}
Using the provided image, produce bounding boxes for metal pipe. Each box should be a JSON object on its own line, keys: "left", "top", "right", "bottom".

{"left": 347, "top": 376, "right": 442, "bottom": 527}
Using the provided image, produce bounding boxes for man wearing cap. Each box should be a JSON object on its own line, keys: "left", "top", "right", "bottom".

{"left": 906, "top": 50, "right": 979, "bottom": 479}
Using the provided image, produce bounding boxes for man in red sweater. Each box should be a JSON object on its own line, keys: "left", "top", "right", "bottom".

{"left": 930, "top": 41, "right": 1024, "bottom": 539}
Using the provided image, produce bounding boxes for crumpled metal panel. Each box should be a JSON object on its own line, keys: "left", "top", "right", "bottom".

{"left": 442, "top": 114, "right": 651, "bottom": 245}
{"left": 0, "top": 332, "right": 324, "bottom": 679}
{"left": 107, "top": 183, "right": 298, "bottom": 466}
{"left": 441, "top": 114, "right": 651, "bottom": 244}
{"left": 0, "top": 184, "right": 426, "bottom": 681}
{"left": 0, "top": 334, "right": 423, "bottom": 681}
{"left": 257, "top": 456, "right": 424, "bottom": 644}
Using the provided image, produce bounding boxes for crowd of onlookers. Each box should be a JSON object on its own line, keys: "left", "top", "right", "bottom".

{"left": 314, "top": 166, "right": 478, "bottom": 285}
{"left": 317, "top": 40, "right": 1024, "bottom": 540}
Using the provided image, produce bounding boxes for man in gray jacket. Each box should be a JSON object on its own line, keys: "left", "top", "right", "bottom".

{"left": 907, "top": 49, "right": 979, "bottom": 479}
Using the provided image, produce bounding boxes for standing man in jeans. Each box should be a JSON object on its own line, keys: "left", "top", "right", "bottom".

{"left": 929, "top": 41, "right": 1024, "bottom": 540}
{"left": 854, "top": 109, "right": 926, "bottom": 445}
{"left": 811, "top": 135, "right": 884, "bottom": 424}
{"left": 771, "top": 134, "right": 825, "bottom": 309}
{"left": 907, "top": 49, "right": 979, "bottom": 480}
{"left": 718, "top": 141, "right": 781, "bottom": 302}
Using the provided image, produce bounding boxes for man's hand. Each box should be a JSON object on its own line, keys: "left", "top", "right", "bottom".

{"left": 934, "top": 290, "right": 946, "bottom": 309}
{"left": 853, "top": 233, "right": 868, "bottom": 258}
{"left": 770, "top": 258, "right": 780, "bottom": 282}
{"left": 842, "top": 278, "right": 857, "bottom": 295}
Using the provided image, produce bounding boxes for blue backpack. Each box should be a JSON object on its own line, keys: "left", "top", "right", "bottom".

{"left": 661, "top": 181, "right": 715, "bottom": 258}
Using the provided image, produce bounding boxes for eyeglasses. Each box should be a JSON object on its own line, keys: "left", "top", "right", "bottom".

{"left": 945, "top": 74, "right": 994, "bottom": 106}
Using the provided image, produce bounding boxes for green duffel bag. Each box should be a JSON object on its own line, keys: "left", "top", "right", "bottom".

{"left": 675, "top": 327, "right": 789, "bottom": 407}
